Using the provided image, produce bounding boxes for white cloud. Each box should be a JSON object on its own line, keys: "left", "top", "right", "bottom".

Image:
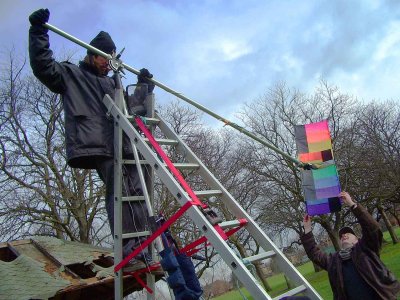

{"left": 3, "top": 0, "right": 400, "bottom": 115}
{"left": 282, "top": 53, "right": 303, "bottom": 71}
{"left": 373, "top": 21, "right": 400, "bottom": 62}
{"left": 195, "top": 38, "right": 253, "bottom": 64}
{"left": 218, "top": 39, "right": 253, "bottom": 61}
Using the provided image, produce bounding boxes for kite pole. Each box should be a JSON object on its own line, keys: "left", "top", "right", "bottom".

{"left": 44, "top": 22, "right": 310, "bottom": 169}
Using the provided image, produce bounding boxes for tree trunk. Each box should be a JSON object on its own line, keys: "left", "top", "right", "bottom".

{"left": 254, "top": 261, "right": 272, "bottom": 291}
{"left": 377, "top": 202, "right": 399, "bottom": 244}
{"left": 327, "top": 229, "right": 341, "bottom": 251}
{"left": 231, "top": 236, "right": 272, "bottom": 291}
{"left": 320, "top": 219, "right": 341, "bottom": 251}
{"left": 390, "top": 203, "right": 400, "bottom": 226}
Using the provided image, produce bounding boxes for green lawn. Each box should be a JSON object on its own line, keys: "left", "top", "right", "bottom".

{"left": 213, "top": 227, "right": 400, "bottom": 299}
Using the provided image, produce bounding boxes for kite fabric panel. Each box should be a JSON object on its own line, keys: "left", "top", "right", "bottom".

{"left": 294, "top": 120, "right": 341, "bottom": 216}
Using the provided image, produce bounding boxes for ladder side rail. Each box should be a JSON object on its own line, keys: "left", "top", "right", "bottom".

{"left": 155, "top": 114, "right": 278, "bottom": 224}
{"left": 244, "top": 218, "right": 322, "bottom": 299}
{"left": 129, "top": 142, "right": 153, "bottom": 218}
{"left": 129, "top": 141, "right": 163, "bottom": 253}
{"left": 103, "top": 96, "right": 273, "bottom": 299}
{"left": 134, "top": 116, "right": 274, "bottom": 299}
{"left": 103, "top": 95, "right": 198, "bottom": 208}
{"left": 187, "top": 205, "right": 273, "bottom": 300}
{"left": 114, "top": 74, "right": 131, "bottom": 300}
{"left": 114, "top": 106, "right": 124, "bottom": 300}
{"left": 144, "top": 93, "right": 158, "bottom": 300}
{"left": 129, "top": 141, "right": 159, "bottom": 300}
{"left": 155, "top": 112, "right": 232, "bottom": 189}
{"left": 155, "top": 113, "right": 322, "bottom": 299}
{"left": 108, "top": 89, "right": 191, "bottom": 299}
{"left": 104, "top": 94, "right": 222, "bottom": 234}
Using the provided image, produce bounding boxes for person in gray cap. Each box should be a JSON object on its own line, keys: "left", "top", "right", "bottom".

{"left": 28, "top": 8, "right": 160, "bottom": 274}
{"left": 301, "top": 191, "right": 400, "bottom": 299}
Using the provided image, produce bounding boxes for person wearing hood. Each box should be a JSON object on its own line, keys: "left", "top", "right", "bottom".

{"left": 28, "top": 8, "right": 159, "bottom": 273}
{"left": 301, "top": 191, "right": 400, "bottom": 299}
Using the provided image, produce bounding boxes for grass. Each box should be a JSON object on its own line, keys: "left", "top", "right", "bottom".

{"left": 213, "top": 227, "right": 400, "bottom": 299}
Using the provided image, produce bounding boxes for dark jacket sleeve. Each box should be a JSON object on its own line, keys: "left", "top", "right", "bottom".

{"left": 353, "top": 204, "right": 383, "bottom": 254}
{"left": 300, "top": 231, "right": 330, "bottom": 270}
{"left": 29, "top": 25, "right": 66, "bottom": 94}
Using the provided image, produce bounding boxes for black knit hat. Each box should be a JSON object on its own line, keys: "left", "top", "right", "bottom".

{"left": 88, "top": 31, "right": 116, "bottom": 55}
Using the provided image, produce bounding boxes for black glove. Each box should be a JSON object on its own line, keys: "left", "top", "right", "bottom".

{"left": 137, "top": 68, "right": 155, "bottom": 93}
{"left": 137, "top": 68, "right": 153, "bottom": 83}
{"left": 29, "top": 8, "right": 50, "bottom": 26}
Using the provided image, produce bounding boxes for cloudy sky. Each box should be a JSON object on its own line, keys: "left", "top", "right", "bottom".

{"left": 1, "top": 0, "right": 399, "bottom": 125}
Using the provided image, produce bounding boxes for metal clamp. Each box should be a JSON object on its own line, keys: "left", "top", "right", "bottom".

{"left": 108, "top": 48, "right": 126, "bottom": 73}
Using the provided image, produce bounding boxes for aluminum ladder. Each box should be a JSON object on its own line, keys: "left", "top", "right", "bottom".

{"left": 104, "top": 88, "right": 322, "bottom": 300}
{"left": 110, "top": 77, "right": 162, "bottom": 300}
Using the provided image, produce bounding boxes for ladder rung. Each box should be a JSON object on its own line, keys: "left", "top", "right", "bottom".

{"left": 273, "top": 285, "right": 307, "bottom": 300}
{"left": 122, "top": 161, "right": 198, "bottom": 169}
{"left": 141, "top": 117, "right": 160, "bottom": 124}
{"left": 122, "top": 231, "right": 151, "bottom": 239}
{"left": 122, "top": 196, "right": 145, "bottom": 202}
{"left": 126, "top": 116, "right": 160, "bottom": 125}
{"left": 144, "top": 138, "right": 178, "bottom": 145}
{"left": 244, "top": 251, "right": 276, "bottom": 263}
{"left": 122, "top": 159, "right": 149, "bottom": 165}
{"left": 219, "top": 219, "right": 244, "bottom": 229}
{"left": 172, "top": 163, "right": 199, "bottom": 170}
{"left": 194, "top": 190, "right": 223, "bottom": 198}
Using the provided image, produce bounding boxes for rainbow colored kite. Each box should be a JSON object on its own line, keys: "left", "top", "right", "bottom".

{"left": 294, "top": 120, "right": 341, "bottom": 216}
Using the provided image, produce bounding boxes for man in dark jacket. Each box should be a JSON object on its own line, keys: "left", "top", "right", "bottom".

{"left": 301, "top": 191, "right": 400, "bottom": 299}
{"left": 29, "top": 8, "right": 157, "bottom": 272}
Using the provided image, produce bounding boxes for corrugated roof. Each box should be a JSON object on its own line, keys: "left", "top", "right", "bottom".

{"left": 31, "top": 236, "right": 113, "bottom": 266}
{"left": 0, "top": 237, "right": 155, "bottom": 300}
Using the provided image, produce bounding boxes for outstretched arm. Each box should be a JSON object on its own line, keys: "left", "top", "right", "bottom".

{"left": 29, "top": 8, "right": 65, "bottom": 93}
{"left": 303, "top": 214, "right": 312, "bottom": 234}
{"left": 339, "top": 191, "right": 382, "bottom": 254}
{"left": 300, "top": 215, "right": 330, "bottom": 270}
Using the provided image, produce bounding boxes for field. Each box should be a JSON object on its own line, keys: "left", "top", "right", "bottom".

{"left": 213, "top": 227, "right": 400, "bottom": 299}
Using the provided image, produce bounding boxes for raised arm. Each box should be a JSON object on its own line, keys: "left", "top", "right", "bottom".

{"left": 28, "top": 8, "right": 66, "bottom": 93}
{"left": 300, "top": 214, "right": 330, "bottom": 270}
{"left": 340, "top": 191, "right": 383, "bottom": 254}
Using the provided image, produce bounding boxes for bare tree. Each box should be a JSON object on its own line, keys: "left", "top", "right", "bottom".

{"left": 352, "top": 101, "right": 400, "bottom": 243}
{"left": 236, "top": 80, "right": 360, "bottom": 254}
{"left": 0, "top": 50, "right": 110, "bottom": 245}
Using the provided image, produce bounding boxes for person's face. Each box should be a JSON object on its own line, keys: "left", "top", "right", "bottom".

{"left": 92, "top": 55, "right": 111, "bottom": 75}
{"left": 340, "top": 232, "right": 358, "bottom": 249}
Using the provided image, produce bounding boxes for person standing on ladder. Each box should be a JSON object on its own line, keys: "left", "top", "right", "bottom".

{"left": 28, "top": 8, "right": 158, "bottom": 272}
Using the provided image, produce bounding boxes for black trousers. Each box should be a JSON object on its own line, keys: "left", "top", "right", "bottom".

{"left": 95, "top": 158, "right": 149, "bottom": 254}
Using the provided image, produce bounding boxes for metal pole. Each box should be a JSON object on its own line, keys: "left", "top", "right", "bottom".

{"left": 43, "top": 22, "right": 306, "bottom": 168}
